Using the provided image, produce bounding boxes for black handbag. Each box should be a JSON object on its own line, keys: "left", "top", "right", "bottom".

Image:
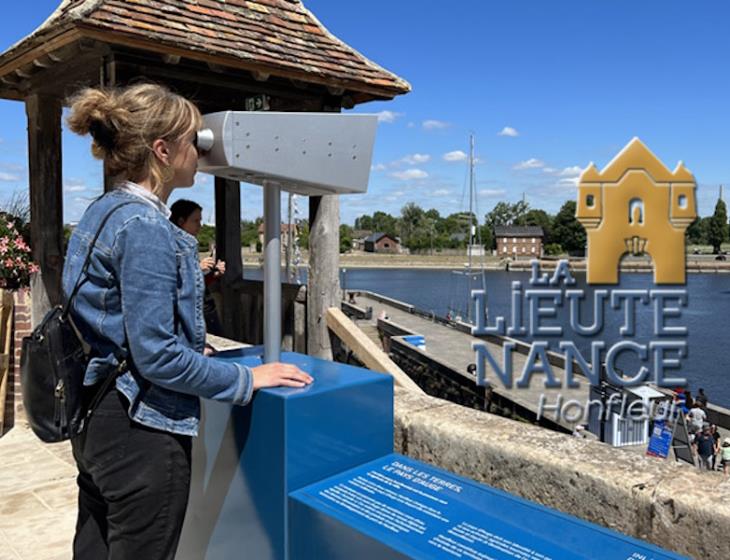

{"left": 20, "top": 201, "right": 137, "bottom": 442}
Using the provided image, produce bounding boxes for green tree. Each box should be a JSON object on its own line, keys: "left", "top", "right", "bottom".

{"left": 354, "top": 214, "right": 373, "bottom": 231}
{"left": 686, "top": 217, "right": 704, "bottom": 245}
{"left": 515, "top": 209, "right": 553, "bottom": 244}
{"left": 339, "top": 224, "right": 353, "bottom": 253}
{"left": 297, "top": 220, "right": 310, "bottom": 249}
{"left": 240, "top": 219, "right": 260, "bottom": 248}
{"left": 371, "top": 211, "right": 398, "bottom": 237}
{"left": 484, "top": 201, "right": 529, "bottom": 248}
{"left": 197, "top": 224, "right": 216, "bottom": 252}
{"left": 400, "top": 202, "right": 426, "bottom": 249}
{"left": 707, "top": 198, "right": 729, "bottom": 254}
{"left": 551, "top": 200, "right": 586, "bottom": 254}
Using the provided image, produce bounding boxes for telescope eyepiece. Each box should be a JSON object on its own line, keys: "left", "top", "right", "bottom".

{"left": 194, "top": 128, "right": 215, "bottom": 154}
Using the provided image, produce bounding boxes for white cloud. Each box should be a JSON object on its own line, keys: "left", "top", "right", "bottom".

{"left": 392, "top": 191, "right": 406, "bottom": 197}
{"left": 432, "top": 189, "right": 450, "bottom": 196}
{"left": 371, "top": 163, "right": 387, "bottom": 172}
{"left": 443, "top": 150, "right": 467, "bottom": 162}
{"left": 542, "top": 167, "right": 557, "bottom": 174}
{"left": 479, "top": 189, "right": 506, "bottom": 197}
{"left": 513, "top": 158, "right": 544, "bottom": 170}
{"left": 0, "top": 172, "right": 19, "bottom": 182}
{"left": 559, "top": 165, "right": 584, "bottom": 177}
{"left": 498, "top": 126, "right": 519, "bottom": 137}
{"left": 407, "top": 122, "right": 415, "bottom": 128}
{"left": 400, "top": 153, "right": 430, "bottom": 165}
{"left": 422, "top": 120, "right": 449, "bottom": 130}
{"left": 376, "top": 110, "right": 402, "bottom": 123}
{"left": 64, "top": 178, "right": 87, "bottom": 192}
{"left": 558, "top": 177, "right": 580, "bottom": 187}
{"left": 390, "top": 169, "right": 429, "bottom": 180}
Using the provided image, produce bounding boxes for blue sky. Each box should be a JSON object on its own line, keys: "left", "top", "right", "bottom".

{"left": 0, "top": 1, "right": 729, "bottom": 225}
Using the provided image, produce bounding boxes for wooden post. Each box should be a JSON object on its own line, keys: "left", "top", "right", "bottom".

{"left": 26, "top": 94, "right": 64, "bottom": 326}
{"left": 307, "top": 195, "right": 340, "bottom": 359}
{"left": 214, "top": 177, "right": 244, "bottom": 340}
{"left": 101, "top": 56, "right": 116, "bottom": 192}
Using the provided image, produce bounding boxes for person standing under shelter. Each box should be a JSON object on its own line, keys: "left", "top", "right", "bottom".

{"left": 63, "top": 83, "right": 313, "bottom": 559}
{"left": 170, "top": 199, "right": 225, "bottom": 336}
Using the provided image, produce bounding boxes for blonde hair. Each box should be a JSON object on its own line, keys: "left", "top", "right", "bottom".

{"left": 66, "top": 83, "right": 202, "bottom": 196}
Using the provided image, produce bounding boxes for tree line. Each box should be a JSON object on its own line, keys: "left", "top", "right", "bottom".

{"left": 345, "top": 197, "right": 730, "bottom": 255}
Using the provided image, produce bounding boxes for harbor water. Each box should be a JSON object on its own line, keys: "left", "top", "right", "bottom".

{"left": 248, "top": 266, "right": 730, "bottom": 409}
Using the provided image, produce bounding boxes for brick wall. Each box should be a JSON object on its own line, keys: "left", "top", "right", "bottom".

{"left": 3, "top": 289, "right": 31, "bottom": 431}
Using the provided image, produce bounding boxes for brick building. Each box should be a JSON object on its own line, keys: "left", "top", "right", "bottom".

{"left": 364, "top": 233, "right": 401, "bottom": 254}
{"left": 494, "top": 226, "right": 544, "bottom": 258}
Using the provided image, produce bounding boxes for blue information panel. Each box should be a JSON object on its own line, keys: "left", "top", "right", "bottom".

{"left": 290, "top": 454, "right": 686, "bottom": 560}
{"left": 647, "top": 420, "right": 673, "bottom": 459}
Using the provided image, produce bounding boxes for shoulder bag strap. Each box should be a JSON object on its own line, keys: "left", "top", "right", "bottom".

{"left": 62, "top": 199, "right": 143, "bottom": 317}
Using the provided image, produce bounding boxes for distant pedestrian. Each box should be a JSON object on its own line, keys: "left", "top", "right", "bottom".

{"left": 695, "top": 388, "right": 709, "bottom": 408}
{"left": 710, "top": 424, "right": 721, "bottom": 469}
{"left": 721, "top": 440, "right": 730, "bottom": 477}
{"left": 693, "top": 424, "right": 716, "bottom": 470}
{"left": 688, "top": 405, "right": 707, "bottom": 435}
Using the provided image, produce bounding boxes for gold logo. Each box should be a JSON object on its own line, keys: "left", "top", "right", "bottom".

{"left": 576, "top": 138, "right": 697, "bottom": 284}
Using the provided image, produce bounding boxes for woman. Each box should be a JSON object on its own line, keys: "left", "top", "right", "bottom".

{"left": 169, "top": 199, "right": 224, "bottom": 335}
{"left": 63, "top": 83, "right": 312, "bottom": 559}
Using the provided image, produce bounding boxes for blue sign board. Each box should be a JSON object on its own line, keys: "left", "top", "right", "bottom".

{"left": 290, "top": 454, "right": 686, "bottom": 560}
{"left": 647, "top": 420, "right": 674, "bottom": 459}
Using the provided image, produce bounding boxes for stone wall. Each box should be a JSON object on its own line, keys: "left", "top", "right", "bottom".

{"left": 394, "top": 387, "right": 730, "bottom": 560}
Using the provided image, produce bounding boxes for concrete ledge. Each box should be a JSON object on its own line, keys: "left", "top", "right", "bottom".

{"left": 394, "top": 387, "right": 730, "bottom": 559}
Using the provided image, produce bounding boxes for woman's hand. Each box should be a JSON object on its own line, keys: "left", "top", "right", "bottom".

{"left": 200, "top": 256, "right": 216, "bottom": 273}
{"left": 252, "top": 363, "right": 313, "bottom": 390}
{"left": 214, "top": 260, "right": 226, "bottom": 277}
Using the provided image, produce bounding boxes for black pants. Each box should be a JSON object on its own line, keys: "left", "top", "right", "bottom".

{"left": 71, "top": 389, "right": 192, "bottom": 559}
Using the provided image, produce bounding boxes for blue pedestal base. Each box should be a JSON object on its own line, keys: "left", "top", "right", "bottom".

{"left": 177, "top": 348, "right": 393, "bottom": 560}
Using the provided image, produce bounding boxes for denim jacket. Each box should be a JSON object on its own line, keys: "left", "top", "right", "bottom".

{"left": 62, "top": 187, "right": 253, "bottom": 436}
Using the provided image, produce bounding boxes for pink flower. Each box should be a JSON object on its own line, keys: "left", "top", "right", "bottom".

{"left": 4, "top": 258, "right": 13, "bottom": 268}
{"left": 14, "top": 237, "right": 28, "bottom": 251}
{"left": 29, "top": 263, "right": 40, "bottom": 274}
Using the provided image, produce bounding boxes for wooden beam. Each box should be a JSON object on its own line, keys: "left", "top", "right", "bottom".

{"left": 161, "top": 54, "right": 181, "bottom": 65}
{"left": 215, "top": 177, "right": 244, "bottom": 341}
{"left": 325, "top": 308, "right": 424, "bottom": 393}
{"left": 307, "top": 193, "right": 340, "bottom": 359}
{"left": 101, "top": 56, "right": 116, "bottom": 192}
{"left": 26, "top": 94, "right": 64, "bottom": 326}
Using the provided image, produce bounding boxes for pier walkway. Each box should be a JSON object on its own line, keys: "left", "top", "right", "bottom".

{"left": 350, "top": 292, "right": 591, "bottom": 433}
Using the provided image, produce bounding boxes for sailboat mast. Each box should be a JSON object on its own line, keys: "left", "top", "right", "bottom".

{"left": 468, "top": 134, "right": 474, "bottom": 273}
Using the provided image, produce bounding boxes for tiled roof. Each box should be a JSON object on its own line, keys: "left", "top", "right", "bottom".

{"left": 0, "top": 0, "right": 410, "bottom": 101}
{"left": 365, "top": 232, "right": 398, "bottom": 243}
{"left": 493, "top": 226, "right": 544, "bottom": 237}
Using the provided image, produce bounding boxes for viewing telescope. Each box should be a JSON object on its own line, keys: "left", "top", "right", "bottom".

{"left": 196, "top": 111, "right": 377, "bottom": 196}
{"left": 195, "top": 111, "right": 378, "bottom": 363}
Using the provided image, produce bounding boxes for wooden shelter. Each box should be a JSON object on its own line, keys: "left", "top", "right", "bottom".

{"left": 0, "top": 0, "right": 410, "bottom": 356}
